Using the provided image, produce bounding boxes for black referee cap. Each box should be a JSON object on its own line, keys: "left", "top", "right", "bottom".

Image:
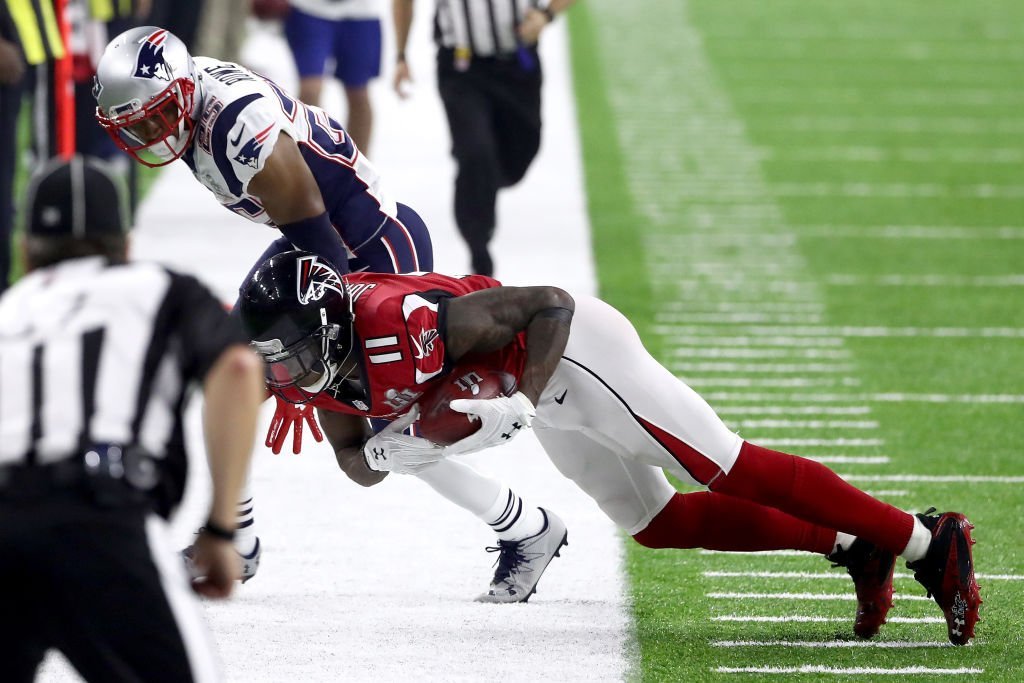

{"left": 25, "top": 155, "right": 127, "bottom": 238}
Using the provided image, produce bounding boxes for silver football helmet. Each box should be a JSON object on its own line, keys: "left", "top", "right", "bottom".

{"left": 93, "top": 26, "right": 200, "bottom": 167}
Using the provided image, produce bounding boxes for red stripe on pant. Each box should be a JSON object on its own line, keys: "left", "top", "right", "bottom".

{"left": 636, "top": 415, "right": 723, "bottom": 485}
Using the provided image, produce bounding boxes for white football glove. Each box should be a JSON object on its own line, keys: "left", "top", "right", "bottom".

{"left": 445, "top": 391, "right": 536, "bottom": 456}
{"left": 363, "top": 408, "right": 445, "bottom": 475}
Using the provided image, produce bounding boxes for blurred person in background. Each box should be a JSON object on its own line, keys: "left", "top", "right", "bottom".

{"left": 195, "top": 0, "right": 250, "bottom": 64}
{"left": 393, "top": 0, "right": 577, "bottom": 277}
{"left": 284, "top": 0, "right": 382, "bottom": 153}
{"left": 0, "top": 0, "right": 65, "bottom": 293}
{"left": 68, "top": 0, "right": 153, "bottom": 166}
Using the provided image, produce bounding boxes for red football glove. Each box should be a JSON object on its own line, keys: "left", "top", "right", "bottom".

{"left": 265, "top": 395, "right": 324, "bottom": 454}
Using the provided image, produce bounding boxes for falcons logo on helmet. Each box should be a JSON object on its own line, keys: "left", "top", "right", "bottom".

{"left": 133, "top": 29, "right": 172, "bottom": 81}
{"left": 296, "top": 255, "right": 344, "bottom": 305}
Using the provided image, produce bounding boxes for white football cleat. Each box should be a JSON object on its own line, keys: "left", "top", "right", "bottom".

{"left": 475, "top": 508, "right": 567, "bottom": 604}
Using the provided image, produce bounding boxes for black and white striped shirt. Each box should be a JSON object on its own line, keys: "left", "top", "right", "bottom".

{"left": 434, "top": 0, "right": 551, "bottom": 57}
{"left": 0, "top": 256, "right": 246, "bottom": 509}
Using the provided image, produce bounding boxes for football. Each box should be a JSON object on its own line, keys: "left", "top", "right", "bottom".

{"left": 417, "top": 366, "right": 517, "bottom": 446}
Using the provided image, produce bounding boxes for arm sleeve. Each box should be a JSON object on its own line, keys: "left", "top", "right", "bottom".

{"left": 166, "top": 273, "right": 250, "bottom": 381}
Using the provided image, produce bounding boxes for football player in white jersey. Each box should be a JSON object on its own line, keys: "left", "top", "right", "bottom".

{"left": 91, "top": 26, "right": 566, "bottom": 602}
{"left": 240, "top": 252, "right": 983, "bottom": 646}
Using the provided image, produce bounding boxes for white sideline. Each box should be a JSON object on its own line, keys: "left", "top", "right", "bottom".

{"left": 39, "top": 15, "right": 624, "bottom": 683}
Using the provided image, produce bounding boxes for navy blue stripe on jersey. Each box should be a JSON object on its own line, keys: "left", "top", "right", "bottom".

{"left": 211, "top": 93, "right": 260, "bottom": 196}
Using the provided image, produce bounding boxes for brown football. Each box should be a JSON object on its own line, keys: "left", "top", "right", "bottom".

{"left": 417, "top": 367, "right": 517, "bottom": 446}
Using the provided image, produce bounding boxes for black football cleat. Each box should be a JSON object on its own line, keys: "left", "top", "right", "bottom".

{"left": 907, "top": 508, "right": 982, "bottom": 645}
{"left": 828, "top": 538, "right": 896, "bottom": 638}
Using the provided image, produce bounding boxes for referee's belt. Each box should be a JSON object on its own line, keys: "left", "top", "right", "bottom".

{"left": 0, "top": 445, "right": 157, "bottom": 505}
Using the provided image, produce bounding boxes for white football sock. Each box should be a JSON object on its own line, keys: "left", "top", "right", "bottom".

{"left": 234, "top": 479, "right": 258, "bottom": 556}
{"left": 482, "top": 486, "right": 545, "bottom": 542}
{"left": 901, "top": 515, "right": 931, "bottom": 562}
{"left": 413, "top": 459, "right": 543, "bottom": 541}
{"left": 832, "top": 531, "right": 856, "bottom": 554}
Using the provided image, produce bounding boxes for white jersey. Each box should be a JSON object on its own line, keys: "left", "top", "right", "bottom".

{"left": 288, "top": 0, "right": 380, "bottom": 20}
{"left": 185, "top": 57, "right": 396, "bottom": 249}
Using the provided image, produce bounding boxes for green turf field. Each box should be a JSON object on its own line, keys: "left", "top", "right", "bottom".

{"left": 570, "top": 0, "right": 1023, "bottom": 680}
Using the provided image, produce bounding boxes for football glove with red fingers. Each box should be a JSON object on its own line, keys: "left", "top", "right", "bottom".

{"left": 363, "top": 408, "right": 445, "bottom": 474}
{"left": 266, "top": 395, "right": 324, "bottom": 455}
{"left": 445, "top": 391, "right": 536, "bottom": 456}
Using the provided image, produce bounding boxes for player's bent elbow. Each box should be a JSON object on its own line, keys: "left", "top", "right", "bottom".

{"left": 543, "top": 286, "right": 574, "bottom": 314}
{"left": 335, "top": 447, "right": 387, "bottom": 487}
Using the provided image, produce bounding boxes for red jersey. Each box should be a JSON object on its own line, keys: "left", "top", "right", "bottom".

{"left": 308, "top": 271, "right": 527, "bottom": 419}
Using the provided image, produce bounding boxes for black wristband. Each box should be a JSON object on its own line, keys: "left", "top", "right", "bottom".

{"left": 201, "top": 520, "right": 236, "bottom": 541}
{"left": 397, "top": 51, "right": 406, "bottom": 62}
{"left": 535, "top": 306, "right": 573, "bottom": 324}
{"left": 541, "top": 6, "right": 556, "bottom": 22}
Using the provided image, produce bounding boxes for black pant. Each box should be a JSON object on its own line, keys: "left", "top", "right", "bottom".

{"left": 437, "top": 48, "right": 542, "bottom": 275}
{"left": 0, "top": 491, "right": 214, "bottom": 682}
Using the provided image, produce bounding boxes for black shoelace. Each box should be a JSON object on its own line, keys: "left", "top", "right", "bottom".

{"left": 485, "top": 540, "right": 527, "bottom": 584}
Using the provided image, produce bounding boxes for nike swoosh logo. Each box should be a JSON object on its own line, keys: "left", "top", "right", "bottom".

{"left": 554, "top": 390, "right": 568, "bottom": 405}
{"left": 229, "top": 125, "right": 244, "bottom": 146}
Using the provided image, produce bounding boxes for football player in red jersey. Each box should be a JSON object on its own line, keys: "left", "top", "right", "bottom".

{"left": 240, "top": 250, "right": 982, "bottom": 645}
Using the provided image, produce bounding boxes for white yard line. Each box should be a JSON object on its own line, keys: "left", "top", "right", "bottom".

{"left": 704, "top": 392, "right": 1024, "bottom": 404}
{"left": 660, "top": 325, "right": 1024, "bottom": 338}
{"left": 705, "top": 571, "right": 1022, "bottom": 581}
{"left": 712, "top": 615, "right": 944, "bottom": 624}
{"left": 735, "top": 420, "right": 878, "bottom": 429}
{"left": 712, "top": 640, "right": 952, "bottom": 649}
{"left": 752, "top": 438, "right": 884, "bottom": 447}
{"left": 826, "top": 274, "right": 1024, "bottom": 287}
{"left": 841, "top": 474, "right": 1024, "bottom": 483}
{"left": 40, "top": 17, "right": 620, "bottom": 683}
{"left": 672, "top": 362, "right": 855, "bottom": 374}
{"left": 715, "top": 665, "right": 984, "bottom": 675}
{"left": 672, "top": 348, "right": 853, "bottom": 359}
{"left": 707, "top": 592, "right": 933, "bottom": 602}
{"left": 715, "top": 406, "right": 872, "bottom": 416}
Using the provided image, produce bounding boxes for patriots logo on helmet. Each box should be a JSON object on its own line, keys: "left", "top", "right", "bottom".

{"left": 133, "top": 29, "right": 172, "bottom": 81}
{"left": 296, "top": 255, "right": 344, "bottom": 305}
{"left": 234, "top": 124, "right": 274, "bottom": 169}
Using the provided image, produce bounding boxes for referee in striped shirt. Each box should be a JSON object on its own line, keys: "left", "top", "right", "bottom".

{"left": 0, "top": 156, "right": 264, "bottom": 682}
{"left": 393, "top": 0, "right": 577, "bottom": 276}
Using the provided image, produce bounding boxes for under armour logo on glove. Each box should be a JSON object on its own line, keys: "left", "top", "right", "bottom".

{"left": 501, "top": 422, "right": 524, "bottom": 440}
{"left": 362, "top": 408, "right": 445, "bottom": 475}
{"left": 445, "top": 392, "right": 536, "bottom": 456}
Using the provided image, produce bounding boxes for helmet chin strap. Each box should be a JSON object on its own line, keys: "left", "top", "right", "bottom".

{"left": 300, "top": 360, "right": 340, "bottom": 394}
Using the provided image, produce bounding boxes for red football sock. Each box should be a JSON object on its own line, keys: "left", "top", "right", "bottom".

{"left": 633, "top": 491, "right": 836, "bottom": 554}
{"left": 710, "top": 442, "right": 914, "bottom": 555}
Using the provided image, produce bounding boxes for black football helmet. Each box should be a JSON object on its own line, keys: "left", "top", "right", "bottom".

{"left": 239, "top": 250, "right": 355, "bottom": 403}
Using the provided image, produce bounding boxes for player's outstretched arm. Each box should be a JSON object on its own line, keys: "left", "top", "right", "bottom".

{"left": 318, "top": 409, "right": 386, "bottom": 486}
{"left": 247, "top": 132, "right": 349, "bottom": 271}
{"left": 445, "top": 286, "right": 574, "bottom": 405}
